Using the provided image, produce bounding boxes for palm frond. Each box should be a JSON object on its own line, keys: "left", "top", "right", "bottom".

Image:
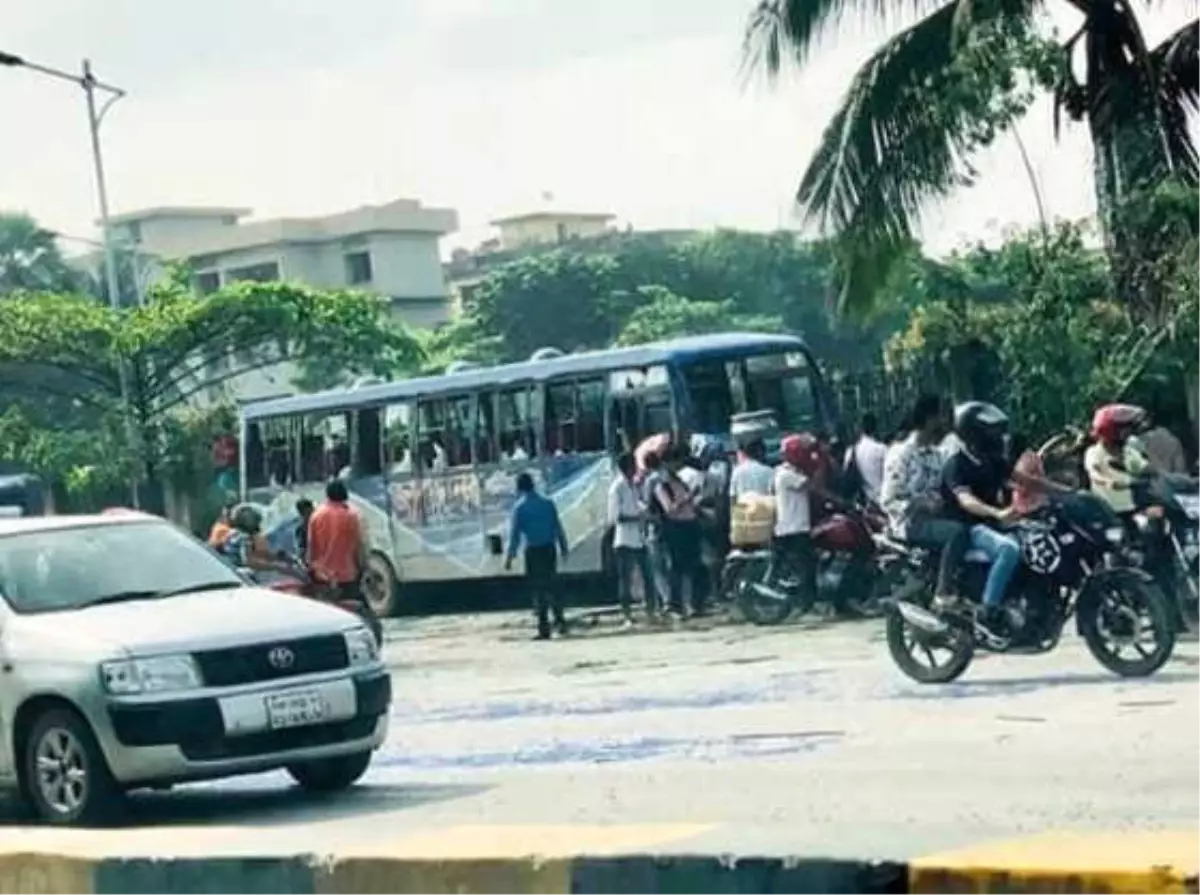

{"left": 742, "top": 0, "right": 948, "bottom": 76}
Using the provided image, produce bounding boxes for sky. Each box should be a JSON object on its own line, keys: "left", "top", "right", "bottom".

{"left": 0, "top": 0, "right": 1193, "bottom": 258}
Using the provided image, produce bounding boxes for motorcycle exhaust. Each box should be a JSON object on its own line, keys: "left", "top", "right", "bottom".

{"left": 748, "top": 581, "right": 790, "bottom": 603}
{"left": 893, "top": 600, "right": 950, "bottom": 635}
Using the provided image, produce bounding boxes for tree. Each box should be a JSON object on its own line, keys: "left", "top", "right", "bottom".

{"left": 744, "top": 0, "right": 1198, "bottom": 314}
{"left": 0, "top": 279, "right": 424, "bottom": 502}
{"left": 614, "top": 285, "right": 783, "bottom": 346}
{"left": 0, "top": 213, "right": 83, "bottom": 295}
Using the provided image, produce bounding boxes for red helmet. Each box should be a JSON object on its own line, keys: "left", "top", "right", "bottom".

{"left": 781, "top": 433, "right": 823, "bottom": 476}
{"left": 1090, "top": 404, "right": 1147, "bottom": 445}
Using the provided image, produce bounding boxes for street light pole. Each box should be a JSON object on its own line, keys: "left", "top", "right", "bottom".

{"left": 1, "top": 51, "right": 141, "bottom": 506}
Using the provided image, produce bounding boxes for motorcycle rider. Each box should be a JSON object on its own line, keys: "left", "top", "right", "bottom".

{"left": 1085, "top": 404, "right": 1151, "bottom": 521}
{"left": 941, "top": 402, "right": 1021, "bottom": 639}
{"left": 766, "top": 434, "right": 820, "bottom": 610}
{"left": 225, "top": 504, "right": 293, "bottom": 575}
{"left": 880, "top": 393, "right": 969, "bottom": 609}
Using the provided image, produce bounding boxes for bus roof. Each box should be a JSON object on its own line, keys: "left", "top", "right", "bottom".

{"left": 243, "top": 331, "right": 812, "bottom": 422}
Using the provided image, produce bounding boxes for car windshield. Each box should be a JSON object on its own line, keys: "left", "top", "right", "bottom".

{"left": 0, "top": 521, "right": 243, "bottom": 614}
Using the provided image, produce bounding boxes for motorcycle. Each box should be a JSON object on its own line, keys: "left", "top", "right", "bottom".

{"left": 242, "top": 559, "right": 385, "bottom": 647}
{"left": 1130, "top": 473, "right": 1199, "bottom": 634}
{"left": 724, "top": 504, "right": 895, "bottom": 625}
{"left": 883, "top": 490, "right": 1176, "bottom": 684}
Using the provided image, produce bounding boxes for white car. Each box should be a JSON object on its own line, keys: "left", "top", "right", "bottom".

{"left": 0, "top": 513, "right": 391, "bottom": 825}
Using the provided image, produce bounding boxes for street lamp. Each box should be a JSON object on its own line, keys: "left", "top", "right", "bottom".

{"left": 1, "top": 51, "right": 141, "bottom": 506}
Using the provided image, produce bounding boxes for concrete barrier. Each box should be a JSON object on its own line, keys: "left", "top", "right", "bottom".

{"left": 0, "top": 827, "right": 1190, "bottom": 893}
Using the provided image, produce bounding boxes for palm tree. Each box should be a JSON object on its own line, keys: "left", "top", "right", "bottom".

{"left": 0, "top": 213, "right": 82, "bottom": 295}
{"left": 744, "top": 0, "right": 1198, "bottom": 314}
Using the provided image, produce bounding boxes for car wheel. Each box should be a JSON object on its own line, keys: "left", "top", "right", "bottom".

{"left": 286, "top": 750, "right": 372, "bottom": 792}
{"left": 23, "top": 708, "right": 122, "bottom": 826}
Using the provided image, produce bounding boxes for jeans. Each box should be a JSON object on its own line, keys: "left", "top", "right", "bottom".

{"left": 906, "top": 516, "right": 970, "bottom": 597}
{"left": 663, "top": 519, "right": 707, "bottom": 615}
{"left": 525, "top": 545, "right": 565, "bottom": 636}
{"left": 615, "top": 545, "right": 657, "bottom": 616}
{"left": 969, "top": 525, "right": 1022, "bottom": 607}
{"left": 770, "top": 532, "right": 816, "bottom": 608}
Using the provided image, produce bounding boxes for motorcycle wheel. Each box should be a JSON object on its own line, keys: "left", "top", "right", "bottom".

{"left": 1080, "top": 574, "right": 1175, "bottom": 677}
{"left": 885, "top": 598, "right": 974, "bottom": 684}
{"left": 734, "top": 556, "right": 793, "bottom": 626}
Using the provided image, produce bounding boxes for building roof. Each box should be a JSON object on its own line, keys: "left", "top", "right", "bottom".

{"left": 243, "top": 331, "right": 812, "bottom": 422}
{"left": 489, "top": 210, "right": 615, "bottom": 227}
{"left": 104, "top": 206, "right": 252, "bottom": 226}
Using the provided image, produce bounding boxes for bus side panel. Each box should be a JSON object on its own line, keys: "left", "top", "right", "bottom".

{"left": 368, "top": 453, "right": 613, "bottom": 583}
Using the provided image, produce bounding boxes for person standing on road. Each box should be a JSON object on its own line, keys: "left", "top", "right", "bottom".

{"left": 843, "top": 413, "right": 887, "bottom": 503}
{"left": 640, "top": 449, "right": 670, "bottom": 616}
{"left": 505, "top": 472, "right": 570, "bottom": 640}
{"left": 307, "top": 480, "right": 369, "bottom": 605}
{"left": 768, "top": 434, "right": 818, "bottom": 609}
{"left": 609, "top": 453, "right": 657, "bottom": 624}
{"left": 294, "top": 498, "right": 315, "bottom": 559}
{"left": 654, "top": 445, "right": 708, "bottom": 618}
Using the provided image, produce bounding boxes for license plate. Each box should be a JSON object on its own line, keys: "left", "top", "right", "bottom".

{"left": 265, "top": 689, "right": 328, "bottom": 730}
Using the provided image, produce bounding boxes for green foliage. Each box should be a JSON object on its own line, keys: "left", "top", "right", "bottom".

{"left": 451, "top": 230, "right": 908, "bottom": 368}
{"left": 614, "top": 286, "right": 782, "bottom": 346}
{"left": 0, "top": 279, "right": 421, "bottom": 503}
{"left": 0, "top": 213, "right": 83, "bottom": 296}
{"left": 743, "top": 0, "right": 1199, "bottom": 314}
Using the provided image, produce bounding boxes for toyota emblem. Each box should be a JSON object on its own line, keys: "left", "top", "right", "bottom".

{"left": 267, "top": 646, "right": 295, "bottom": 670}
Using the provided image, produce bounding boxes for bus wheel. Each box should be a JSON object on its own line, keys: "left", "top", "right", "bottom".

{"left": 362, "top": 552, "right": 398, "bottom": 618}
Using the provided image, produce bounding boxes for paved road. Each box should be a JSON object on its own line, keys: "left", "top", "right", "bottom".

{"left": 2, "top": 612, "right": 1195, "bottom": 861}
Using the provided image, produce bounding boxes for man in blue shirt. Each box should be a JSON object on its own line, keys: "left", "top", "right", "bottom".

{"left": 505, "top": 472, "right": 570, "bottom": 639}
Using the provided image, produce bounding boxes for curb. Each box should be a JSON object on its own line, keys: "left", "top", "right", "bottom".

{"left": 0, "top": 848, "right": 1193, "bottom": 894}
{"left": 2, "top": 825, "right": 1200, "bottom": 887}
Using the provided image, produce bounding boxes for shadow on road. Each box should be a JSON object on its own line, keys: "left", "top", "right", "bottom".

{"left": 0, "top": 780, "right": 489, "bottom": 829}
{"left": 893, "top": 669, "right": 1196, "bottom": 700}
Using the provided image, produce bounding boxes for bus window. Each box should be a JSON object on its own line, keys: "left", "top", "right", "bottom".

{"left": 353, "top": 408, "right": 383, "bottom": 476}
{"left": 744, "top": 352, "right": 819, "bottom": 432}
{"left": 300, "top": 413, "right": 349, "bottom": 482}
{"left": 608, "top": 365, "right": 672, "bottom": 445}
{"left": 475, "top": 393, "right": 498, "bottom": 465}
{"left": 261, "top": 417, "right": 296, "bottom": 487}
{"left": 545, "top": 380, "right": 577, "bottom": 454}
{"left": 445, "top": 395, "right": 473, "bottom": 466}
{"left": 417, "top": 398, "right": 448, "bottom": 472}
{"left": 384, "top": 402, "right": 414, "bottom": 476}
{"left": 245, "top": 423, "right": 267, "bottom": 488}
{"left": 497, "top": 385, "right": 536, "bottom": 461}
{"left": 680, "top": 361, "right": 734, "bottom": 434}
{"left": 576, "top": 377, "right": 606, "bottom": 452}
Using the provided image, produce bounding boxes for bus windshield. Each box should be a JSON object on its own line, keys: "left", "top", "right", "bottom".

{"left": 679, "top": 350, "right": 821, "bottom": 435}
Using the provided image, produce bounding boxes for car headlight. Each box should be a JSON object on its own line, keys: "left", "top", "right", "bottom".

{"left": 100, "top": 655, "right": 201, "bottom": 695}
{"left": 1104, "top": 525, "right": 1125, "bottom": 545}
{"left": 343, "top": 627, "right": 378, "bottom": 666}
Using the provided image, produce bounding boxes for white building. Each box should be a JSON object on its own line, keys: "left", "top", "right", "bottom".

{"left": 99, "top": 199, "right": 458, "bottom": 403}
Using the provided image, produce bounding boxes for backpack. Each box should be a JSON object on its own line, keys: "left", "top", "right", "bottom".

{"left": 840, "top": 443, "right": 866, "bottom": 502}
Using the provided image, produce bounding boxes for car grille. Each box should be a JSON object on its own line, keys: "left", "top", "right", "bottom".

{"left": 193, "top": 634, "right": 349, "bottom": 687}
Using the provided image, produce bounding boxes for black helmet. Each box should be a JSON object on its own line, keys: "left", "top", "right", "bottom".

{"left": 230, "top": 503, "right": 263, "bottom": 535}
{"left": 953, "top": 402, "right": 1009, "bottom": 461}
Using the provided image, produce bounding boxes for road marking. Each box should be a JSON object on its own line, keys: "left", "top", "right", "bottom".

{"left": 910, "top": 829, "right": 1199, "bottom": 894}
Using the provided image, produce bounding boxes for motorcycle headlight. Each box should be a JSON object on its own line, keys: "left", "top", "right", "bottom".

{"left": 1104, "top": 526, "right": 1125, "bottom": 545}
{"left": 101, "top": 655, "right": 201, "bottom": 695}
{"left": 343, "top": 627, "right": 378, "bottom": 667}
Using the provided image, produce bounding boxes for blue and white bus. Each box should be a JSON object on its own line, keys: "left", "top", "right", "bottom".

{"left": 238, "top": 332, "right": 837, "bottom": 614}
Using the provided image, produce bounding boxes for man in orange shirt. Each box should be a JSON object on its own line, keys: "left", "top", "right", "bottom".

{"left": 307, "top": 480, "right": 368, "bottom": 602}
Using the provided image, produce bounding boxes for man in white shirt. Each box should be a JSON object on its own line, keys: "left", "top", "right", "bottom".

{"left": 844, "top": 413, "right": 887, "bottom": 502}
{"left": 758, "top": 434, "right": 817, "bottom": 610}
{"left": 729, "top": 438, "right": 774, "bottom": 502}
{"left": 608, "top": 452, "right": 658, "bottom": 623}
